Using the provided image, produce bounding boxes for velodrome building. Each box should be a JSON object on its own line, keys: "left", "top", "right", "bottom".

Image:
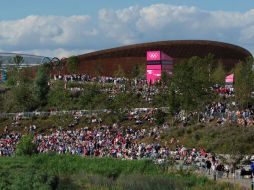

{"left": 0, "top": 40, "right": 252, "bottom": 77}
{"left": 75, "top": 40, "right": 252, "bottom": 76}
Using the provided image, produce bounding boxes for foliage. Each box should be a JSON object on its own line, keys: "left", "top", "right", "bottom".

{"left": 12, "top": 54, "right": 24, "bottom": 68}
{"left": 79, "top": 83, "right": 106, "bottom": 110}
{"left": 106, "top": 92, "right": 138, "bottom": 111}
{"left": 94, "top": 62, "right": 103, "bottom": 76}
{"left": 48, "top": 81, "right": 72, "bottom": 110}
{"left": 152, "top": 91, "right": 170, "bottom": 107}
{"left": 3, "top": 82, "right": 37, "bottom": 112}
{"left": 154, "top": 109, "right": 167, "bottom": 125}
{"left": 5, "top": 67, "right": 18, "bottom": 86}
{"left": 211, "top": 61, "right": 226, "bottom": 85}
{"left": 52, "top": 57, "right": 63, "bottom": 75}
{"left": 131, "top": 64, "right": 142, "bottom": 78}
{"left": 164, "top": 124, "right": 254, "bottom": 154}
{"left": 131, "top": 64, "right": 139, "bottom": 78}
{"left": 67, "top": 56, "right": 79, "bottom": 73}
{"left": 0, "top": 168, "right": 58, "bottom": 190}
{"left": 114, "top": 65, "right": 126, "bottom": 77}
{"left": 168, "top": 82, "right": 180, "bottom": 117}
{"left": 234, "top": 57, "right": 254, "bottom": 108}
{"left": 16, "top": 134, "right": 37, "bottom": 156}
{"left": 34, "top": 66, "right": 49, "bottom": 107}
{"left": 161, "top": 71, "right": 169, "bottom": 85}
{"left": 0, "top": 155, "right": 238, "bottom": 190}
{"left": 172, "top": 55, "right": 215, "bottom": 112}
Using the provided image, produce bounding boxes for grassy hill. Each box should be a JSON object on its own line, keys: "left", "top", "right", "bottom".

{"left": 1, "top": 115, "right": 254, "bottom": 155}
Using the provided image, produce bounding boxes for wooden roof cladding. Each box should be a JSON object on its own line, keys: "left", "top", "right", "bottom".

{"left": 78, "top": 40, "right": 252, "bottom": 61}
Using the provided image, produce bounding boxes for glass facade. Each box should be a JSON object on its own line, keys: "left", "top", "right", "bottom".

{"left": 0, "top": 53, "right": 51, "bottom": 68}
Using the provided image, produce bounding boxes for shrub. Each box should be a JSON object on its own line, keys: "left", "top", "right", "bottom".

{"left": 16, "top": 134, "right": 37, "bottom": 156}
{"left": 154, "top": 110, "right": 167, "bottom": 125}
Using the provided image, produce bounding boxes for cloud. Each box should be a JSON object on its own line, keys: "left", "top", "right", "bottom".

{"left": 0, "top": 4, "right": 254, "bottom": 57}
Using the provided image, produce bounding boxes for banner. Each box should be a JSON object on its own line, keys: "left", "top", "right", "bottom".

{"left": 146, "top": 51, "right": 161, "bottom": 61}
{"left": 225, "top": 74, "right": 234, "bottom": 83}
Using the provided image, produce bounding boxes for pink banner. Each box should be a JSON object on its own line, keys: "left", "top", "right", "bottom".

{"left": 225, "top": 74, "right": 234, "bottom": 83}
{"left": 146, "top": 51, "right": 174, "bottom": 84}
{"left": 147, "top": 65, "right": 161, "bottom": 70}
{"left": 147, "top": 51, "right": 161, "bottom": 61}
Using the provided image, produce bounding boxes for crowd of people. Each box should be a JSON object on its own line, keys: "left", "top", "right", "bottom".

{"left": 199, "top": 101, "right": 254, "bottom": 126}
{"left": 53, "top": 74, "right": 160, "bottom": 103}
{"left": 54, "top": 74, "right": 128, "bottom": 84}
{"left": 0, "top": 131, "right": 21, "bottom": 156}
{"left": 35, "top": 124, "right": 166, "bottom": 160}
{"left": 1, "top": 73, "right": 254, "bottom": 185}
{"left": 1, "top": 116, "right": 254, "bottom": 182}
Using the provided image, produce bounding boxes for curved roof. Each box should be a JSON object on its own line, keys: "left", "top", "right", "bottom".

{"left": 0, "top": 53, "right": 52, "bottom": 68}
{"left": 78, "top": 40, "right": 252, "bottom": 61}
{"left": 74, "top": 40, "right": 252, "bottom": 76}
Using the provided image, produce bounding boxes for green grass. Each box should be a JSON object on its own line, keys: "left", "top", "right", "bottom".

{"left": 0, "top": 155, "right": 240, "bottom": 190}
{"left": 160, "top": 123, "right": 254, "bottom": 154}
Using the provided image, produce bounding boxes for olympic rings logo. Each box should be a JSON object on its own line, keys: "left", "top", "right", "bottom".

{"left": 149, "top": 53, "right": 159, "bottom": 59}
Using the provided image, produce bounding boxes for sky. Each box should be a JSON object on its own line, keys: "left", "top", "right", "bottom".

{"left": 0, "top": 0, "right": 254, "bottom": 57}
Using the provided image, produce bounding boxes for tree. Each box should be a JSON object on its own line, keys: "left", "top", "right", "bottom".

{"left": 79, "top": 84, "right": 101, "bottom": 109}
{"left": 114, "top": 65, "right": 126, "bottom": 77}
{"left": 0, "top": 93, "right": 4, "bottom": 112}
{"left": 16, "top": 134, "right": 37, "bottom": 156}
{"left": 211, "top": 61, "right": 226, "bottom": 85}
{"left": 161, "top": 71, "right": 168, "bottom": 84}
{"left": 131, "top": 64, "right": 140, "bottom": 78}
{"left": 94, "top": 62, "right": 103, "bottom": 76}
{"left": 6, "top": 55, "right": 25, "bottom": 85}
{"left": 41, "top": 57, "right": 52, "bottom": 75}
{"left": 12, "top": 83, "right": 36, "bottom": 112}
{"left": 13, "top": 54, "right": 24, "bottom": 68}
{"left": 168, "top": 82, "right": 180, "bottom": 124}
{"left": 48, "top": 81, "right": 71, "bottom": 110}
{"left": 51, "top": 57, "right": 62, "bottom": 76}
{"left": 6, "top": 66, "right": 18, "bottom": 86}
{"left": 154, "top": 109, "right": 167, "bottom": 125}
{"left": 105, "top": 92, "right": 137, "bottom": 123}
{"left": 234, "top": 57, "right": 254, "bottom": 108}
{"left": 34, "top": 66, "right": 50, "bottom": 107}
{"left": 67, "top": 56, "right": 79, "bottom": 73}
{"left": 138, "top": 63, "right": 146, "bottom": 78}
{"left": 172, "top": 56, "right": 215, "bottom": 115}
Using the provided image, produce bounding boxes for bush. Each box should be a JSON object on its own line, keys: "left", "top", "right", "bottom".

{"left": 154, "top": 110, "right": 167, "bottom": 125}
{"left": 16, "top": 134, "right": 37, "bottom": 156}
{"left": 0, "top": 155, "right": 237, "bottom": 190}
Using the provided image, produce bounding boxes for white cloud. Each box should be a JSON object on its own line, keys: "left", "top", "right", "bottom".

{"left": 0, "top": 4, "right": 254, "bottom": 57}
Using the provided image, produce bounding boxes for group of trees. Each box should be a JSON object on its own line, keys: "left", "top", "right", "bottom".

{"left": 114, "top": 63, "right": 146, "bottom": 78}
{"left": 234, "top": 57, "right": 254, "bottom": 107}
{"left": 1, "top": 53, "right": 254, "bottom": 116}
{"left": 1, "top": 65, "right": 50, "bottom": 112}
{"left": 165, "top": 54, "right": 254, "bottom": 121}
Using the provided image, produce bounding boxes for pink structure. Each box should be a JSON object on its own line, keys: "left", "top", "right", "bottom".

{"left": 146, "top": 51, "right": 174, "bottom": 84}
{"left": 147, "top": 51, "right": 161, "bottom": 61}
{"left": 225, "top": 74, "right": 234, "bottom": 83}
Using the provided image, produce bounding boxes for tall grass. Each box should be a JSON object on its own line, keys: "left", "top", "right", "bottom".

{"left": 0, "top": 154, "right": 240, "bottom": 190}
